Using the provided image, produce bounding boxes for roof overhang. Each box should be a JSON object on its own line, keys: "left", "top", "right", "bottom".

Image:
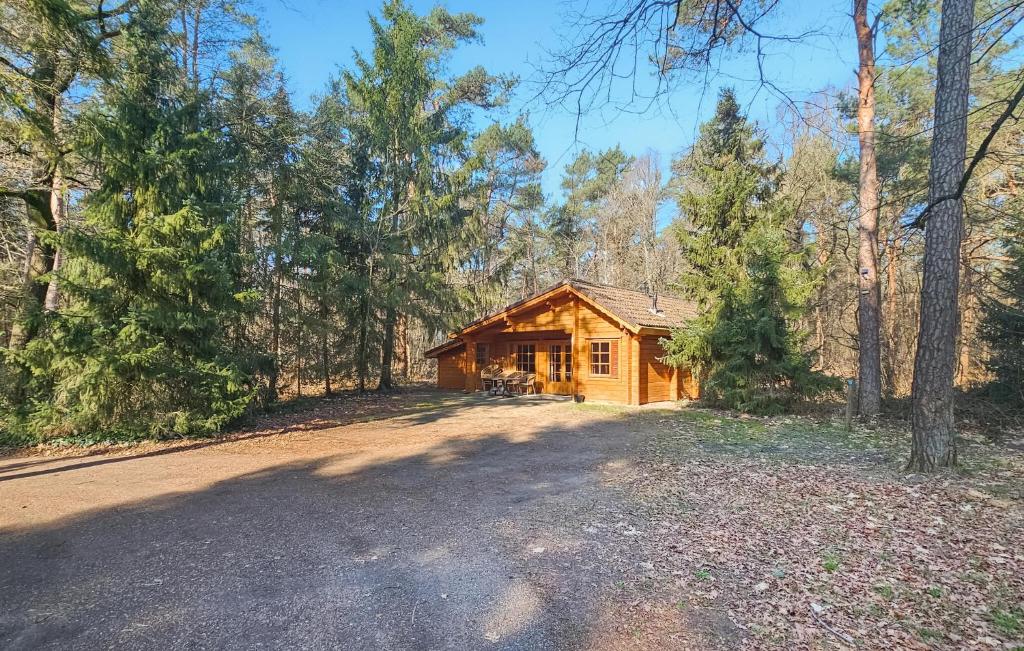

{"left": 423, "top": 338, "right": 465, "bottom": 358}
{"left": 458, "top": 280, "right": 642, "bottom": 337}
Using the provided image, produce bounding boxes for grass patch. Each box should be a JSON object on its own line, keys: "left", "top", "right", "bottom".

{"left": 989, "top": 608, "right": 1022, "bottom": 637}
{"left": 572, "top": 402, "right": 631, "bottom": 415}
{"left": 916, "top": 627, "right": 943, "bottom": 643}
{"left": 822, "top": 551, "right": 841, "bottom": 573}
{"left": 873, "top": 584, "right": 894, "bottom": 599}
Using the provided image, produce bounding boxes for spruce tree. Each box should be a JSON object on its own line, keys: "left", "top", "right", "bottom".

{"left": 662, "top": 89, "right": 834, "bottom": 414}
{"left": 344, "top": 0, "right": 509, "bottom": 390}
{"left": 981, "top": 210, "right": 1024, "bottom": 406}
{"left": 12, "top": 5, "right": 255, "bottom": 439}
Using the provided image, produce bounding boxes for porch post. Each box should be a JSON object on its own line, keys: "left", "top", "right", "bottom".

{"left": 629, "top": 331, "right": 641, "bottom": 406}
{"left": 571, "top": 297, "right": 580, "bottom": 401}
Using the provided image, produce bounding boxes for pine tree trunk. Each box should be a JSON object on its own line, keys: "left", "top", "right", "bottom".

{"left": 854, "top": 0, "right": 882, "bottom": 418}
{"left": 295, "top": 289, "right": 303, "bottom": 398}
{"left": 379, "top": 305, "right": 396, "bottom": 391}
{"left": 269, "top": 255, "right": 283, "bottom": 399}
{"left": 883, "top": 225, "right": 902, "bottom": 393}
{"left": 396, "top": 312, "right": 410, "bottom": 381}
{"left": 191, "top": 6, "right": 201, "bottom": 89}
{"left": 956, "top": 237, "right": 976, "bottom": 387}
{"left": 322, "top": 334, "right": 332, "bottom": 397}
{"left": 356, "top": 261, "right": 374, "bottom": 393}
{"left": 909, "top": 0, "right": 975, "bottom": 471}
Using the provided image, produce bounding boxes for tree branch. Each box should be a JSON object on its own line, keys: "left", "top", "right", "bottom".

{"left": 909, "top": 74, "right": 1024, "bottom": 229}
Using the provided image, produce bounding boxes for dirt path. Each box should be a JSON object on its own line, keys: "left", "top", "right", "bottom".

{"left": 0, "top": 392, "right": 657, "bottom": 650}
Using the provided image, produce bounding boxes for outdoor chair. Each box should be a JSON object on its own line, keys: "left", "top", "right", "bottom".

{"left": 520, "top": 373, "right": 538, "bottom": 395}
{"left": 479, "top": 364, "right": 501, "bottom": 393}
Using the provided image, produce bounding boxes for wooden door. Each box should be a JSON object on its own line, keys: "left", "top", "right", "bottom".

{"left": 544, "top": 341, "right": 572, "bottom": 395}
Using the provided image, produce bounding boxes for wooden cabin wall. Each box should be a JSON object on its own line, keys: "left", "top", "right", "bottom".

{"left": 572, "top": 298, "right": 630, "bottom": 404}
{"left": 639, "top": 336, "right": 672, "bottom": 403}
{"left": 433, "top": 289, "right": 701, "bottom": 404}
{"left": 436, "top": 348, "right": 467, "bottom": 390}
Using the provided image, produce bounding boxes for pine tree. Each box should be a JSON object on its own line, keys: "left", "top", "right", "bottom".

{"left": 981, "top": 210, "right": 1024, "bottom": 406}
{"left": 662, "top": 89, "right": 835, "bottom": 414}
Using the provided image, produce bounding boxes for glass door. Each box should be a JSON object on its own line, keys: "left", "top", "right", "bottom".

{"left": 545, "top": 342, "right": 572, "bottom": 394}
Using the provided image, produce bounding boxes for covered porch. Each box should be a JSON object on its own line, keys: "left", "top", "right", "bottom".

{"left": 467, "top": 329, "right": 576, "bottom": 397}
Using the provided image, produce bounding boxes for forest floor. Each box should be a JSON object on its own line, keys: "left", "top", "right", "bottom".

{"left": 0, "top": 389, "right": 1021, "bottom": 650}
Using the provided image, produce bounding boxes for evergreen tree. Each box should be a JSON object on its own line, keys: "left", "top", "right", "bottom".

{"left": 550, "top": 147, "right": 631, "bottom": 280}
{"left": 980, "top": 211, "right": 1024, "bottom": 406}
{"left": 9, "top": 5, "right": 256, "bottom": 439}
{"left": 662, "top": 89, "right": 834, "bottom": 414}
{"left": 461, "top": 118, "right": 546, "bottom": 311}
{"left": 344, "top": 0, "right": 510, "bottom": 390}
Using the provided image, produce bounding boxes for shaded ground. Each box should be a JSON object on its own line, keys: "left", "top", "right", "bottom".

{"left": 0, "top": 390, "right": 688, "bottom": 650}
{"left": 2, "top": 392, "right": 1022, "bottom": 650}
{"left": 601, "top": 408, "right": 1024, "bottom": 650}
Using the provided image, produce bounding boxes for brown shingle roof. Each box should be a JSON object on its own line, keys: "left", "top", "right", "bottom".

{"left": 567, "top": 279, "right": 699, "bottom": 330}
{"left": 425, "top": 279, "right": 699, "bottom": 357}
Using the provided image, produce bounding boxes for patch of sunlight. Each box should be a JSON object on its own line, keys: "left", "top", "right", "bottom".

{"left": 480, "top": 579, "right": 543, "bottom": 643}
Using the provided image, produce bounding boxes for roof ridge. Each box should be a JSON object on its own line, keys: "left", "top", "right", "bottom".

{"left": 570, "top": 278, "right": 690, "bottom": 301}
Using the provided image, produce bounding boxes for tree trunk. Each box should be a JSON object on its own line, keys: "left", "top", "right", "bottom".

{"left": 9, "top": 190, "right": 55, "bottom": 349}
{"left": 853, "top": 0, "right": 882, "bottom": 418}
{"left": 295, "top": 289, "right": 303, "bottom": 398}
{"left": 322, "top": 333, "right": 332, "bottom": 397}
{"left": 883, "top": 224, "right": 902, "bottom": 393}
{"left": 396, "top": 312, "right": 410, "bottom": 381}
{"left": 956, "top": 232, "right": 977, "bottom": 387}
{"left": 908, "top": 0, "right": 975, "bottom": 471}
{"left": 42, "top": 168, "right": 66, "bottom": 312}
{"left": 269, "top": 251, "right": 283, "bottom": 399}
{"left": 379, "top": 305, "right": 396, "bottom": 390}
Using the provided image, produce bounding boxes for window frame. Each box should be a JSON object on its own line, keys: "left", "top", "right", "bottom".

{"left": 475, "top": 343, "right": 488, "bottom": 368}
{"left": 590, "top": 340, "right": 612, "bottom": 377}
{"left": 515, "top": 344, "right": 536, "bottom": 373}
{"left": 548, "top": 344, "right": 563, "bottom": 381}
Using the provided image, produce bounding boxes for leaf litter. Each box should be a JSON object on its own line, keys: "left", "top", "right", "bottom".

{"left": 600, "top": 411, "right": 1024, "bottom": 650}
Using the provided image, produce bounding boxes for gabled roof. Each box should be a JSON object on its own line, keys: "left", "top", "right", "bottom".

{"left": 424, "top": 279, "right": 698, "bottom": 357}
{"left": 570, "top": 279, "right": 700, "bottom": 330}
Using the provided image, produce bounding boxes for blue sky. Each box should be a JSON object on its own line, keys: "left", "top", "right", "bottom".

{"left": 256, "top": 0, "right": 862, "bottom": 198}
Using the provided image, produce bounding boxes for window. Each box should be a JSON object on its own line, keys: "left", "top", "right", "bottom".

{"left": 590, "top": 341, "right": 611, "bottom": 376}
{"left": 515, "top": 344, "right": 535, "bottom": 372}
{"left": 475, "top": 344, "right": 488, "bottom": 367}
{"left": 565, "top": 347, "right": 572, "bottom": 380}
{"left": 549, "top": 345, "right": 562, "bottom": 381}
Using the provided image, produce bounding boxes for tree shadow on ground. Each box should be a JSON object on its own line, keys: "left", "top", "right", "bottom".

{"left": 0, "top": 391, "right": 577, "bottom": 483}
{"left": 0, "top": 412, "right": 647, "bottom": 650}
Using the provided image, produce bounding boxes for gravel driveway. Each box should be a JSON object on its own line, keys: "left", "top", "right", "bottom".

{"left": 0, "top": 392, "right": 650, "bottom": 650}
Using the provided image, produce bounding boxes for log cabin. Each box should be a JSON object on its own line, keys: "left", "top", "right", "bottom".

{"left": 424, "top": 279, "right": 701, "bottom": 405}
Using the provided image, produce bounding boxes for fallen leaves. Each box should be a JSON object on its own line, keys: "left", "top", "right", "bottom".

{"left": 614, "top": 422, "right": 1024, "bottom": 650}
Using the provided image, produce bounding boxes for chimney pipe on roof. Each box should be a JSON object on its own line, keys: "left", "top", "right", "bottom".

{"left": 651, "top": 292, "right": 659, "bottom": 313}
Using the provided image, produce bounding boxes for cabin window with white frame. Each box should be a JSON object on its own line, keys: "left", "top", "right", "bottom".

{"left": 475, "top": 344, "right": 488, "bottom": 367}
{"left": 590, "top": 341, "right": 611, "bottom": 376}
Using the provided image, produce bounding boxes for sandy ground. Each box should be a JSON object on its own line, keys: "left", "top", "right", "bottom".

{"left": 0, "top": 391, "right": 659, "bottom": 650}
